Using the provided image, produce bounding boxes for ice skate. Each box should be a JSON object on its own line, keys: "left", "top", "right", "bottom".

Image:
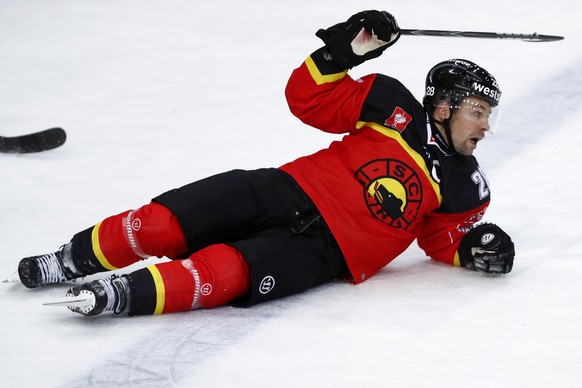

{"left": 16, "top": 244, "right": 78, "bottom": 288}
{"left": 44, "top": 276, "right": 129, "bottom": 316}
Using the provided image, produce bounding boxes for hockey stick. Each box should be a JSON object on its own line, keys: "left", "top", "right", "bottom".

{"left": 400, "top": 29, "right": 564, "bottom": 42}
{"left": 0, "top": 127, "right": 67, "bottom": 154}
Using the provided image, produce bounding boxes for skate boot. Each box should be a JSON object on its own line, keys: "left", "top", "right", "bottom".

{"left": 59, "top": 276, "right": 130, "bottom": 316}
{"left": 17, "top": 244, "right": 78, "bottom": 288}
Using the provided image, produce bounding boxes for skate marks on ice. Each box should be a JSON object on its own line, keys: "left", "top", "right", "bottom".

{"left": 61, "top": 302, "right": 288, "bottom": 387}
{"left": 480, "top": 58, "right": 582, "bottom": 168}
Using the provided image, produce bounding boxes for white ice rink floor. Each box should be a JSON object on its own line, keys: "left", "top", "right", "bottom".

{"left": 1, "top": 1, "right": 581, "bottom": 387}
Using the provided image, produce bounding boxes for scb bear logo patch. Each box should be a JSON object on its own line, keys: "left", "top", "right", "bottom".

{"left": 355, "top": 159, "right": 422, "bottom": 229}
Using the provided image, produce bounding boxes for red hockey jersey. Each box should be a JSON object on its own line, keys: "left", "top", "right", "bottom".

{"left": 280, "top": 48, "right": 490, "bottom": 283}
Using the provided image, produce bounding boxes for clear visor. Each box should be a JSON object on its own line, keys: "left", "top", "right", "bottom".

{"left": 434, "top": 91, "right": 501, "bottom": 134}
{"left": 455, "top": 97, "right": 501, "bottom": 134}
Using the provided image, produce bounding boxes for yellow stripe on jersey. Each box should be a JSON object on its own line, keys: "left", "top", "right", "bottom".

{"left": 358, "top": 121, "right": 443, "bottom": 205}
{"left": 305, "top": 56, "right": 348, "bottom": 85}
{"left": 91, "top": 222, "right": 118, "bottom": 271}
{"left": 148, "top": 266, "right": 165, "bottom": 315}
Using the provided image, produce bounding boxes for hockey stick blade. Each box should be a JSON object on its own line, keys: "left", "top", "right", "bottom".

{"left": 401, "top": 29, "right": 564, "bottom": 42}
{"left": 2, "top": 270, "right": 20, "bottom": 284}
{"left": 0, "top": 127, "right": 67, "bottom": 154}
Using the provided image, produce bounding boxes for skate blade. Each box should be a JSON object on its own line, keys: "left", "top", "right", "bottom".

{"left": 43, "top": 294, "right": 94, "bottom": 307}
{"left": 2, "top": 270, "right": 20, "bottom": 284}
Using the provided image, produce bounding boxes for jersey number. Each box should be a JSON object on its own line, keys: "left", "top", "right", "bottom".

{"left": 471, "top": 168, "right": 490, "bottom": 200}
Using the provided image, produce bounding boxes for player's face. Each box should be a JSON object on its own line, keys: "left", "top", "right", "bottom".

{"left": 449, "top": 97, "right": 494, "bottom": 156}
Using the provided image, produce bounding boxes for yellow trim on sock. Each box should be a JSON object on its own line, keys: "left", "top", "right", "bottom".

{"left": 148, "top": 266, "right": 165, "bottom": 315}
{"left": 454, "top": 251, "right": 461, "bottom": 267}
{"left": 305, "top": 56, "right": 348, "bottom": 85}
{"left": 91, "top": 222, "right": 118, "bottom": 271}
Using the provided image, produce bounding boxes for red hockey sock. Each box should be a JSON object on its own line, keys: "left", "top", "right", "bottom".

{"left": 94, "top": 202, "right": 188, "bottom": 270}
{"left": 127, "top": 244, "right": 250, "bottom": 315}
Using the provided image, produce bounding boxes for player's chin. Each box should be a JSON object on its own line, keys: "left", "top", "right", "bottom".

{"left": 458, "top": 141, "right": 477, "bottom": 156}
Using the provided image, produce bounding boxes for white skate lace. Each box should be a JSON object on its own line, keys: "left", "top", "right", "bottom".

{"left": 100, "top": 277, "right": 117, "bottom": 312}
{"left": 38, "top": 253, "right": 68, "bottom": 284}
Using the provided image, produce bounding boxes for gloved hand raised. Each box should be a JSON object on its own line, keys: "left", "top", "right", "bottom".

{"left": 459, "top": 223, "right": 515, "bottom": 274}
{"left": 316, "top": 10, "right": 401, "bottom": 69}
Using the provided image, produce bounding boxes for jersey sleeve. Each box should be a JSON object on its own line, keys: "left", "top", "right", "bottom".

{"left": 415, "top": 202, "right": 489, "bottom": 266}
{"left": 285, "top": 47, "right": 376, "bottom": 134}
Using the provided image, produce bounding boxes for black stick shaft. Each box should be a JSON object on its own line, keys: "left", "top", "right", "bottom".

{"left": 400, "top": 28, "right": 564, "bottom": 42}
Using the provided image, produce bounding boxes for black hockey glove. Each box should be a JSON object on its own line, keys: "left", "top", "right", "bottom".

{"left": 458, "top": 223, "right": 515, "bottom": 274}
{"left": 315, "top": 10, "right": 401, "bottom": 69}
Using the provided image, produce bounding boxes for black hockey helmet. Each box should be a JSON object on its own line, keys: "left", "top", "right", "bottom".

{"left": 422, "top": 58, "right": 501, "bottom": 112}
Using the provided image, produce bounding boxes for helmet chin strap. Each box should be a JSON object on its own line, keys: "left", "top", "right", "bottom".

{"left": 430, "top": 116, "right": 457, "bottom": 154}
{"left": 442, "top": 117, "right": 456, "bottom": 154}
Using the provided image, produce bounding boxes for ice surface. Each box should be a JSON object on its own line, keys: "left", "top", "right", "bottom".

{"left": 1, "top": 1, "right": 581, "bottom": 387}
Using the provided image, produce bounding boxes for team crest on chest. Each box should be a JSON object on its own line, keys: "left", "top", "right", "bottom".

{"left": 355, "top": 159, "right": 422, "bottom": 229}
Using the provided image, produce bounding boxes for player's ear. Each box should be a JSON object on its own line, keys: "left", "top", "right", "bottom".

{"left": 433, "top": 102, "right": 451, "bottom": 121}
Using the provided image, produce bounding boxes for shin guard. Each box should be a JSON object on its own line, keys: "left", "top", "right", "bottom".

{"left": 125, "top": 244, "right": 250, "bottom": 315}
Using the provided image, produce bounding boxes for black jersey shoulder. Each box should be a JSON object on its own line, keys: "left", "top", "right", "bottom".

{"left": 359, "top": 74, "right": 425, "bottom": 126}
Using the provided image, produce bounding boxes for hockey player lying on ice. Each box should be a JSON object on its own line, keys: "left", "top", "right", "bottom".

{"left": 12, "top": 10, "right": 515, "bottom": 317}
